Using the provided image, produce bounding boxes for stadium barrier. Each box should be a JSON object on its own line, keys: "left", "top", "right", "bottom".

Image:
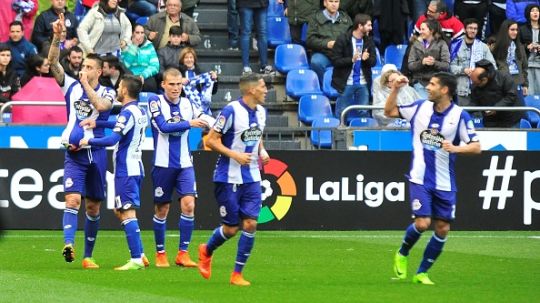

{"left": 0, "top": 150, "right": 539, "bottom": 231}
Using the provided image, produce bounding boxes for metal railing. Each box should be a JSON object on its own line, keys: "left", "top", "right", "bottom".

{"left": 0, "top": 101, "right": 66, "bottom": 123}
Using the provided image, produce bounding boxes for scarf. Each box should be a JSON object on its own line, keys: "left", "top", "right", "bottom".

{"left": 507, "top": 41, "right": 519, "bottom": 75}
{"left": 183, "top": 72, "right": 215, "bottom": 115}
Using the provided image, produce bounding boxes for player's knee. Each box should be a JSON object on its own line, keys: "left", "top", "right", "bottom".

{"left": 85, "top": 201, "right": 100, "bottom": 217}
{"left": 155, "top": 203, "right": 170, "bottom": 218}
{"left": 434, "top": 221, "right": 450, "bottom": 237}
{"left": 414, "top": 218, "right": 431, "bottom": 232}
{"left": 222, "top": 225, "right": 239, "bottom": 237}
{"left": 65, "top": 194, "right": 81, "bottom": 209}
{"left": 242, "top": 219, "right": 258, "bottom": 233}
{"left": 180, "top": 197, "right": 195, "bottom": 215}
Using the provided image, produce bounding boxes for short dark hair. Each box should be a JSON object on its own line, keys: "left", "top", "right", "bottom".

{"left": 121, "top": 74, "right": 143, "bottom": 100}
{"left": 0, "top": 43, "right": 11, "bottom": 53}
{"left": 169, "top": 25, "right": 183, "bottom": 36}
{"left": 101, "top": 55, "right": 121, "bottom": 70}
{"left": 475, "top": 59, "right": 496, "bottom": 80}
{"left": 463, "top": 18, "right": 479, "bottom": 28}
{"left": 432, "top": 72, "right": 457, "bottom": 97}
{"left": 85, "top": 53, "right": 103, "bottom": 69}
{"left": 9, "top": 20, "right": 24, "bottom": 31}
{"left": 67, "top": 46, "right": 83, "bottom": 56}
{"left": 353, "top": 14, "right": 371, "bottom": 29}
{"left": 239, "top": 73, "right": 263, "bottom": 94}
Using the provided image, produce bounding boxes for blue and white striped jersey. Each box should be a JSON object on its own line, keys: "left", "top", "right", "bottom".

{"left": 399, "top": 100, "right": 479, "bottom": 191}
{"left": 61, "top": 75, "right": 115, "bottom": 149}
{"left": 212, "top": 99, "right": 266, "bottom": 184}
{"left": 112, "top": 103, "right": 148, "bottom": 177}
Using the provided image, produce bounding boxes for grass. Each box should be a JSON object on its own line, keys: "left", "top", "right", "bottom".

{"left": 0, "top": 230, "right": 539, "bottom": 303}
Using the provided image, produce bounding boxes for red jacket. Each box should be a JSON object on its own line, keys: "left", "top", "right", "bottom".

{"left": 414, "top": 12, "right": 464, "bottom": 41}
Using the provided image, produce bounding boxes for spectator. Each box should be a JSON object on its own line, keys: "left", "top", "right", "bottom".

{"left": 145, "top": 0, "right": 201, "bottom": 50}
{"left": 32, "top": 0, "right": 79, "bottom": 54}
{"left": 283, "top": 0, "right": 320, "bottom": 45}
{"left": 99, "top": 54, "right": 130, "bottom": 90}
{"left": 519, "top": 4, "right": 540, "bottom": 95}
{"left": 408, "top": 19, "right": 450, "bottom": 98}
{"left": 307, "top": 0, "right": 352, "bottom": 85}
{"left": 453, "top": 0, "right": 488, "bottom": 39}
{"left": 78, "top": 0, "right": 132, "bottom": 56}
{"left": 0, "top": 44, "right": 21, "bottom": 105}
{"left": 507, "top": 0, "right": 539, "bottom": 24}
{"left": 158, "top": 25, "right": 185, "bottom": 75}
{"left": 227, "top": 0, "right": 239, "bottom": 49}
{"left": 470, "top": 59, "right": 524, "bottom": 127}
{"left": 339, "top": 0, "right": 372, "bottom": 20}
{"left": 450, "top": 18, "right": 496, "bottom": 106}
{"left": 182, "top": 0, "right": 199, "bottom": 17}
{"left": 60, "top": 46, "right": 84, "bottom": 79}
{"left": 20, "top": 54, "right": 52, "bottom": 87}
{"left": 372, "top": 69, "right": 419, "bottom": 127}
{"left": 330, "top": 13, "right": 376, "bottom": 122}
{"left": 126, "top": 0, "right": 158, "bottom": 20}
{"left": 493, "top": 19, "right": 528, "bottom": 96}
{"left": 0, "top": 0, "right": 38, "bottom": 41}
{"left": 5, "top": 21, "right": 38, "bottom": 78}
{"left": 121, "top": 24, "right": 160, "bottom": 92}
{"left": 414, "top": 0, "right": 464, "bottom": 43}
{"left": 178, "top": 47, "right": 218, "bottom": 115}
{"left": 489, "top": 1, "right": 507, "bottom": 37}
{"left": 373, "top": 0, "right": 410, "bottom": 53}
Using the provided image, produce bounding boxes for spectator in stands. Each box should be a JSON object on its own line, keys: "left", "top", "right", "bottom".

{"left": 408, "top": 19, "right": 450, "bottom": 98}
{"left": 0, "top": 0, "right": 38, "bottom": 42}
{"left": 78, "top": 0, "right": 132, "bottom": 56}
{"left": 493, "top": 19, "right": 528, "bottom": 96}
{"left": 122, "top": 24, "right": 160, "bottom": 92}
{"left": 99, "top": 54, "right": 130, "bottom": 90}
{"left": 283, "top": 0, "right": 320, "bottom": 45}
{"left": 507, "top": 0, "right": 539, "bottom": 24}
{"left": 227, "top": 0, "right": 239, "bottom": 49}
{"left": 20, "top": 54, "right": 52, "bottom": 87}
{"left": 330, "top": 13, "right": 376, "bottom": 122}
{"left": 470, "top": 59, "right": 524, "bottom": 127}
{"left": 145, "top": 0, "right": 201, "bottom": 50}
{"left": 158, "top": 25, "right": 185, "bottom": 75}
{"left": 489, "top": 1, "right": 507, "bottom": 37}
{"left": 5, "top": 21, "right": 38, "bottom": 78}
{"left": 60, "top": 46, "right": 84, "bottom": 79}
{"left": 339, "top": 0, "right": 372, "bottom": 20}
{"left": 450, "top": 18, "right": 496, "bottom": 106}
{"left": 178, "top": 47, "right": 218, "bottom": 114}
{"left": 182, "top": 0, "right": 199, "bottom": 17}
{"left": 453, "top": 1, "right": 488, "bottom": 40}
{"left": 32, "top": 0, "right": 79, "bottom": 54}
{"left": 0, "top": 44, "right": 20, "bottom": 105}
{"left": 414, "top": 0, "right": 464, "bottom": 43}
{"left": 126, "top": 0, "right": 158, "bottom": 20}
{"left": 519, "top": 4, "right": 540, "bottom": 95}
{"left": 372, "top": 68, "right": 419, "bottom": 127}
{"left": 373, "top": 0, "right": 410, "bottom": 53}
{"left": 307, "top": 0, "right": 352, "bottom": 85}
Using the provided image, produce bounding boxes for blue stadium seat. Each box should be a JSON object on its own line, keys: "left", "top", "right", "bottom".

{"left": 298, "top": 94, "right": 333, "bottom": 126}
{"left": 139, "top": 91, "right": 157, "bottom": 103}
{"left": 524, "top": 95, "right": 540, "bottom": 127}
{"left": 136, "top": 16, "right": 149, "bottom": 25}
{"left": 520, "top": 119, "right": 532, "bottom": 129}
{"left": 310, "top": 117, "right": 340, "bottom": 149}
{"left": 374, "top": 47, "right": 383, "bottom": 69}
{"left": 267, "top": 0, "right": 285, "bottom": 17}
{"left": 348, "top": 117, "right": 378, "bottom": 127}
{"left": 274, "top": 44, "right": 309, "bottom": 74}
{"left": 267, "top": 17, "right": 292, "bottom": 47}
{"left": 322, "top": 68, "right": 340, "bottom": 99}
{"left": 384, "top": 44, "right": 407, "bottom": 70}
{"left": 472, "top": 117, "right": 484, "bottom": 128}
{"left": 285, "top": 69, "right": 322, "bottom": 99}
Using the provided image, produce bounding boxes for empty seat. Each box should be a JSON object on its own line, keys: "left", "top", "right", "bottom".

{"left": 274, "top": 44, "right": 309, "bottom": 74}
{"left": 349, "top": 117, "right": 378, "bottom": 127}
{"left": 322, "top": 68, "right": 340, "bottom": 99}
{"left": 520, "top": 118, "right": 532, "bottom": 129}
{"left": 285, "top": 69, "right": 322, "bottom": 99}
{"left": 524, "top": 95, "right": 540, "bottom": 127}
{"left": 139, "top": 91, "right": 157, "bottom": 103}
{"left": 310, "top": 117, "right": 340, "bottom": 149}
{"left": 384, "top": 44, "right": 407, "bottom": 70}
{"left": 472, "top": 117, "right": 484, "bottom": 128}
{"left": 267, "top": 17, "right": 292, "bottom": 48}
{"left": 298, "top": 94, "right": 333, "bottom": 125}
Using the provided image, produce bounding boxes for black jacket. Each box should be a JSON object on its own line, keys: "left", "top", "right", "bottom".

{"left": 470, "top": 71, "right": 524, "bottom": 127}
{"left": 0, "top": 68, "right": 20, "bottom": 103}
{"left": 31, "top": 8, "right": 79, "bottom": 52}
{"left": 329, "top": 29, "right": 376, "bottom": 94}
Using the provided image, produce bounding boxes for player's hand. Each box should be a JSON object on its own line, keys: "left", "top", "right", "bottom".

{"left": 392, "top": 75, "right": 409, "bottom": 89}
{"left": 234, "top": 152, "right": 253, "bottom": 166}
{"left": 79, "top": 118, "right": 96, "bottom": 129}
{"left": 442, "top": 140, "right": 455, "bottom": 153}
{"left": 259, "top": 149, "right": 270, "bottom": 165}
{"left": 79, "top": 138, "right": 90, "bottom": 148}
{"left": 189, "top": 118, "right": 208, "bottom": 128}
{"left": 79, "top": 71, "right": 88, "bottom": 85}
{"left": 63, "top": 143, "right": 81, "bottom": 152}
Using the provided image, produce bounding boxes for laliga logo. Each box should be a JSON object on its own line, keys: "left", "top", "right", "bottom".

{"left": 258, "top": 158, "right": 297, "bottom": 224}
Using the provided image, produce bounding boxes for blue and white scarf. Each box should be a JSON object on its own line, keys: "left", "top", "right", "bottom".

{"left": 507, "top": 41, "right": 519, "bottom": 75}
{"left": 183, "top": 72, "right": 215, "bottom": 115}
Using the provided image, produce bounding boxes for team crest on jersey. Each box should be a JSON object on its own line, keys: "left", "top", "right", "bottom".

{"left": 420, "top": 129, "right": 444, "bottom": 151}
{"left": 241, "top": 123, "right": 262, "bottom": 146}
{"left": 74, "top": 100, "right": 92, "bottom": 120}
{"left": 412, "top": 199, "right": 422, "bottom": 211}
{"left": 65, "top": 178, "right": 73, "bottom": 188}
{"left": 155, "top": 187, "right": 164, "bottom": 197}
{"left": 219, "top": 206, "right": 227, "bottom": 217}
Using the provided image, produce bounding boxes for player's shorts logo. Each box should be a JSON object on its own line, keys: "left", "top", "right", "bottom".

{"left": 155, "top": 187, "right": 164, "bottom": 198}
{"left": 219, "top": 205, "right": 227, "bottom": 217}
{"left": 258, "top": 158, "right": 297, "bottom": 224}
{"left": 412, "top": 199, "right": 422, "bottom": 211}
{"left": 65, "top": 177, "right": 73, "bottom": 188}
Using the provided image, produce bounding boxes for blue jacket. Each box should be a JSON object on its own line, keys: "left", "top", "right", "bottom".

{"left": 6, "top": 38, "right": 38, "bottom": 78}
{"left": 31, "top": 7, "right": 79, "bottom": 52}
{"left": 506, "top": 0, "right": 540, "bottom": 23}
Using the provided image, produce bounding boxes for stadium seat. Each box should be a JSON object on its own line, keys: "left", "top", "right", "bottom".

{"left": 374, "top": 47, "right": 383, "bottom": 69}
{"left": 472, "top": 117, "right": 484, "bottom": 128}
{"left": 310, "top": 117, "right": 339, "bottom": 149}
{"left": 285, "top": 69, "right": 322, "bottom": 99}
{"left": 524, "top": 95, "right": 540, "bottom": 127}
{"left": 322, "top": 68, "right": 340, "bottom": 99}
{"left": 139, "top": 91, "right": 157, "bottom": 103}
{"left": 267, "top": 0, "right": 285, "bottom": 17}
{"left": 267, "top": 17, "right": 292, "bottom": 48}
{"left": 136, "top": 16, "right": 149, "bottom": 25}
{"left": 348, "top": 117, "right": 378, "bottom": 127}
{"left": 274, "top": 44, "right": 309, "bottom": 74}
{"left": 298, "top": 94, "right": 333, "bottom": 126}
{"left": 384, "top": 44, "right": 407, "bottom": 70}
{"left": 300, "top": 23, "right": 308, "bottom": 45}
{"left": 520, "top": 119, "right": 532, "bottom": 129}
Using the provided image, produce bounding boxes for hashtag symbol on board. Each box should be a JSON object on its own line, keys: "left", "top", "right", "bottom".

{"left": 479, "top": 155, "right": 517, "bottom": 210}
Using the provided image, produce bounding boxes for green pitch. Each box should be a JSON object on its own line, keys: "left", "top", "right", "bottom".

{"left": 0, "top": 230, "right": 538, "bottom": 303}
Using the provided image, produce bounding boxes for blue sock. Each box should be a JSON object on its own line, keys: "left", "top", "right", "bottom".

{"left": 399, "top": 223, "right": 423, "bottom": 256}
{"left": 83, "top": 213, "right": 100, "bottom": 258}
{"left": 206, "top": 226, "right": 229, "bottom": 255}
{"left": 153, "top": 215, "right": 166, "bottom": 253}
{"left": 63, "top": 208, "right": 78, "bottom": 245}
{"left": 417, "top": 233, "right": 447, "bottom": 273}
{"left": 179, "top": 214, "right": 194, "bottom": 251}
{"left": 122, "top": 218, "right": 142, "bottom": 259}
{"left": 234, "top": 231, "right": 255, "bottom": 273}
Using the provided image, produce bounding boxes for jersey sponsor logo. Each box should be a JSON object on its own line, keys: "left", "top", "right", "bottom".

{"left": 412, "top": 198, "right": 422, "bottom": 211}
{"left": 73, "top": 100, "right": 93, "bottom": 120}
{"left": 167, "top": 115, "right": 184, "bottom": 137}
{"left": 420, "top": 129, "right": 444, "bottom": 150}
{"left": 241, "top": 124, "right": 262, "bottom": 146}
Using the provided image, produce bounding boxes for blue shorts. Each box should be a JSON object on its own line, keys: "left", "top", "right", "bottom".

{"left": 214, "top": 182, "right": 262, "bottom": 226}
{"left": 409, "top": 182, "right": 456, "bottom": 221}
{"left": 63, "top": 149, "right": 107, "bottom": 201}
{"left": 152, "top": 166, "right": 197, "bottom": 203}
{"left": 114, "top": 176, "right": 142, "bottom": 210}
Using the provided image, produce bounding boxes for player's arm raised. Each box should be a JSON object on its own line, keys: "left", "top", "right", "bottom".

{"left": 47, "top": 13, "right": 66, "bottom": 85}
{"left": 384, "top": 75, "right": 409, "bottom": 118}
